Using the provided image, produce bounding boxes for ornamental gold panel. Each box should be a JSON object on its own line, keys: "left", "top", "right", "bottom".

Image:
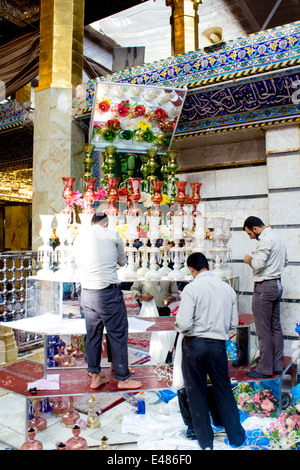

{"left": 37, "top": 0, "right": 84, "bottom": 91}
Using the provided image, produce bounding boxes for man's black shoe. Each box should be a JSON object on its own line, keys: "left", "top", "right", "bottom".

{"left": 246, "top": 370, "right": 272, "bottom": 378}
{"left": 231, "top": 359, "right": 246, "bottom": 367}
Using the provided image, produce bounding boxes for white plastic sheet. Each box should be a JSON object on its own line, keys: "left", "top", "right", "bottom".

{"left": 139, "top": 299, "right": 159, "bottom": 318}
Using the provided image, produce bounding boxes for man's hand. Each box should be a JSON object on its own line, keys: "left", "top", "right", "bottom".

{"left": 244, "top": 254, "right": 253, "bottom": 266}
{"left": 164, "top": 296, "right": 176, "bottom": 306}
{"left": 141, "top": 293, "right": 153, "bottom": 302}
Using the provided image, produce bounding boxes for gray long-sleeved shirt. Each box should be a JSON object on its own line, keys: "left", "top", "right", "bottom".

{"left": 251, "top": 227, "right": 288, "bottom": 282}
{"left": 73, "top": 224, "right": 126, "bottom": 289}
{"left": 175, "top": 271, "right": 238, "bottom": 340}
{"left": 131, "top": 280, "right": 178, "bottom": 308}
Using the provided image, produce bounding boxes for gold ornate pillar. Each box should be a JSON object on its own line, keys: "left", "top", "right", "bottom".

{"left": 167, "top": 0, "right": 202, "bottom": 55}
{"left": 32, "top": 0, "right": 85, "bottom": 249}
{"left": 15, "top": 83, "right": 31, "bottom": 103}
{"left": 37, "top": 0, "right": 84, "bottom": 91}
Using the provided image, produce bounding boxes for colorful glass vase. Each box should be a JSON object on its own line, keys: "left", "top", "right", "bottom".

{"left": 66, "top": 424, "right": 88, "bottom": 450}
{"left": 107, "top": 177, "right": 120, "bottom": 208}
{"left": 190, "top": 182, "right": 202, "bottom": 211}
{"left": 140, "top": 154, "right": 150, "bottom": 192}
{"left": 82, "top": 144, "right": 96, "bottom": 179}
{"left": 99, "top": 436, "right": 112, "bottom": 450}
{"left": 62, "top": 177, "right": 76, "bottom": 214}
{"left": 21, "top": 427, "right": 43, "bottom": 450}
{"left": 146, "top": 148, "right": 159, "bottom": 190}
{"left": 191, "top": 182, "right": 203, "bottom": 225}
{"left": 160, "top": 154, "right": 169, "bottom": 194}
{"left": 167, "top": 150, "right": 178, "bottom": 204}
{"left": 128, "top": 178, "right": 142, "bottom": 207}
{"left": 86, "top": 395, "right": 100, "bottom": 429}
{"left": 29, "top": 399, "right": 47, "bottom": 431}
{"left": 51, "top": 397, "right": 67, "bottom": 416}
{"left": 105, "top": 145, "right": 117, "bottom": 179}
{"left": 175, "top": 181, "right": 188, "bottom": 214}
{"left": 61, "top": 396, "right": 80, "bottom": 427}
{"left": 82, "top": 177, "right": 97, "bottom": 214}
{"left": 56, "top": 441, "right": 67, "bottom": 450}
{"left": 151, "top": 180, "right": 163, "bottom": 208}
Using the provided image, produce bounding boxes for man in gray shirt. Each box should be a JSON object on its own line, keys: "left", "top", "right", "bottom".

{"left": 73, "top": 212, "right": 142, "bottom": 391}
{"left": 175, "top": 252, "right": 245, "bottom": 450}
{"left": 243, "top": 216, "right": 288, "bottom": 378}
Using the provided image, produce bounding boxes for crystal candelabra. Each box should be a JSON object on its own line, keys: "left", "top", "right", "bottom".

{"left": 192, "top": 215, "right": 207, "bottom": 253}
{"left": 144, "top": 180, "right": 163, "bottom": 280}
{"left": 221, "top": 217, "right": 233, "bottom": 277}
{"left": 210, "top": 217, "right": 232, "bottom": 277}
{"left": 36, "top": 174, "right": 236, "bottom": 283}
{"left": 180, "top": 237, "right": 193, "bottom": 276}
{"left": 168, "top": 212, "right": 185, "bottom": 280}
{"left": 54, "top": 212, "right": 74, "bottom": 279}
{"left": 158, "top": 239, "right": 171, "bottom": 276}
{"left": 137, "top": 238, "right": 150, "bottom": 278}
{"left": 37, "top": 214, "right": 54, "bottom": 279}
{"left": 120, "top": 178, "right": 142, "bottom": 279}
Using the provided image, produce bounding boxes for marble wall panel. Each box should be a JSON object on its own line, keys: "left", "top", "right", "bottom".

{"left": 268, "top": 191, "right": 300, "bottom": 226}
{"left": 178, "top": 139, "right": 265, "bottom": 169}
{"left": 265, "top": 124, "right": 300, "bottom": 155}
{"left": 281, "top": 302, "right": 300, "bottom": 337}
{"left": 178, "top": 165, "right": 268, "bottom": 200}
{"left": 282, "top": 265, "right": 300, "bottom": 300}
{"left": 267, "top": 153, "right": 300, "bottom": 189}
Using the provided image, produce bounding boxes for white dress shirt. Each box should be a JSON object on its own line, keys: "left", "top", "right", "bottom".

{"left": 73, "top": 224, "right": 126, "bottom": 289}
{"left": 251, "top": 227, "right": 288, "bottom": 282}
{"left": 175, "top": 271, "right": 239, "bottom": 340}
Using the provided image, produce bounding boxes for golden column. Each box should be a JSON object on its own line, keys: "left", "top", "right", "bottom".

{"left": 32, "top": 0, "right": 85, "bottom": 249}
{"left": 38, "top": 0, "right": 84, "bottom": 91}
{"left": 166, "top": 0, "right": 202, "bottom": 55}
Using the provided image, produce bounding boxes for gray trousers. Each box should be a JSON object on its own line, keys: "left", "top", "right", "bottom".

{"left": 252, "top": 279, "right": 284, "bottom": 375}
{"left": 81, "top": 286, "right": 131, "bottom": 381}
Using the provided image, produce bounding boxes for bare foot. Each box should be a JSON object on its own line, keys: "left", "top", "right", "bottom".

{"left": 110, "top": 364, "right": 135, "bottom": 374}
{"left": 117, "top": 378, "right": 142, "bottom": 390}
{"left": 90, "top": 372, "right": 109, "bottom": 390}
{"left": 88, "top": 371, "right": 108, "bottom": 379}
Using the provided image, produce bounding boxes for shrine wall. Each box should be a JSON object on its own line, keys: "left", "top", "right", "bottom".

{"left": 176, "top": 132, "right": 300, "bottom": 358}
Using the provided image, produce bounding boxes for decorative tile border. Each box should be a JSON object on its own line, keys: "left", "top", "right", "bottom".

{"left": 176, "top": 68, "right": 300, "bottom": 137}
{"left": 81, "top": 21, "right": 300, "bottom": 115}
{"left": 0, "top": 101, "right": 33, "bottom": 132}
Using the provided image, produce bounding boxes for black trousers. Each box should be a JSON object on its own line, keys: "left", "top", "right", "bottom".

{"left": 182, "top": 336, "right": 245, "bottom": 450}
{"left": 81, "top": 286, "right": 131, "bottom": 381}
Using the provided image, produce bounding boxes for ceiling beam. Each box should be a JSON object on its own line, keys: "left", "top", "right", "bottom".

{"left": 262, "top": 0, "right": 282, "bottom": 30}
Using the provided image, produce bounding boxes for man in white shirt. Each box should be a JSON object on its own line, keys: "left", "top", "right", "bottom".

{"left": 73, "top": 212, "right": 142, "bottom": 391}
{"left": 243, "top": 216, "right": 288, "bottom": 378}
{"left": 175, "top": 252, "right": 245, "bottom": 450}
